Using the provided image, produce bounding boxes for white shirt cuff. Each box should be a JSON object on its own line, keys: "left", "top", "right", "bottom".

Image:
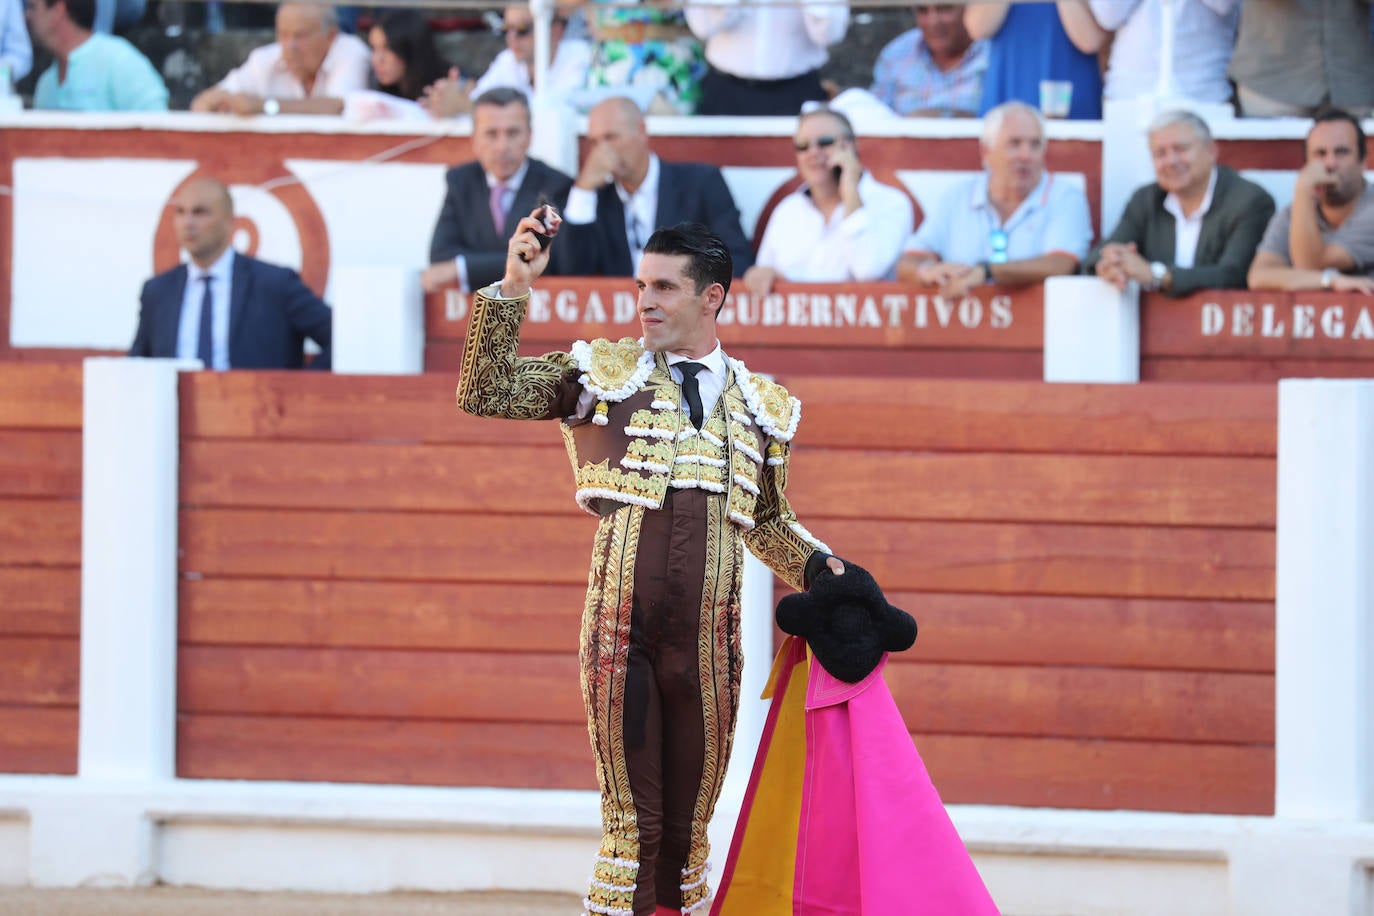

{"left": 564, "top": 186, "right": 600, "bottom": 224}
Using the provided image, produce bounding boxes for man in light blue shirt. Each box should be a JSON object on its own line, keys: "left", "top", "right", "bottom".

{"left": 896, "top": 100, "right": 1092, "bottom": 298}
{"left": 26, "top": 0, "right": 167, "bottom": 111}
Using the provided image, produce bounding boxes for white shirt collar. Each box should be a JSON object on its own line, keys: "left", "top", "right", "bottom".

{"left": 1163, "top": 167, "right": 1218, "bottom": 223}
{"left": 188, "top": 246, "right": 235, "bottom": 284}
{"left": 665, "top": 342, "right": 725, "bottom": 378}
{"left": 617, "top": 154, "right": 660, "bottom": 208}
{"left": 487, "top": 159, "right": 530, "bottom": 191}
{"left": 972, "top": 171, "right": 1050, "bottom": 217}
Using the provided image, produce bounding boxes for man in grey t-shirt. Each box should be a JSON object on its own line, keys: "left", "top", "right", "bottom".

{"left": 1248, "top": 109, "right": 1374, "bottom": 294}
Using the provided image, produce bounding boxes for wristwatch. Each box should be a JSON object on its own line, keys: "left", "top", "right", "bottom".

{"left": 262, "top": 97, "right": 280, "bottom": 117}
{"left": 1149, "top": 261, "right": 1168, "bottom": 291}
{"left": 1321, "top": 267, "right": 1338, "bottom": 289}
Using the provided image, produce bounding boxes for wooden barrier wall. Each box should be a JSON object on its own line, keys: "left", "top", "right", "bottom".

{"left": 0, "top": 364, "right": 82, "bottom": 774}
{"left": 174, "top": 371, "right": 1277, "bottom": 814}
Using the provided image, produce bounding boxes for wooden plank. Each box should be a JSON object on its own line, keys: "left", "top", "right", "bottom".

{"left": 917, "top": 733, "right": 1272, "bottom": 814}
{"left": 784, "top": 379, "right": 1277, "bottom": 455}
{"left": 0, "top": 706, "right": 78, "bottom": 775}
{"left": 886, "top": 662, "right": 1271, "bottom": 744}
{"left": 179, "top": 578, "right": 584, "bottom": 653}
{"left": 178, "top": 646, "right": 584, "bottom": 724}
{"left": 177, "top": 714, "right": 596, "bottom": 789}
{"left": 0, "top": 431, "right": 81, "bottom": 498}
{"left": 0, "top": 499, "right": 81, "bottom": 566}
{"left": 879, "top": 593, "right": 1273, "bottom": 673}
{"left": 180, "top": 441, "right": 575, "bottom": 514}
{"left": 788, "top": 452, "right": 1275, "bottom": 528}
{"left": 0, "top": 636, "right": 79, "bottom": 705}
{"left": 179, "top": 371, "right": 560, "bottom": 446}
{"left": 0, "top": 364, "right": 83, "bottom": 430}
{"left": 816, "top": 519, "right": 1274, "bottom": 600}
{"left": 179, "top": 508, "right": 596, "bottom": 583}
{"left": 0, "top": 569, "right": 80, "bottom": 637}
{"left": 1143, "top": 357, "right": 1374, "bottom": 383}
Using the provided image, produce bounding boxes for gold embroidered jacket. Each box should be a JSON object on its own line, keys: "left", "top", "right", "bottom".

{"left": 456, "top": 284, "right": 829, "bottom": 590}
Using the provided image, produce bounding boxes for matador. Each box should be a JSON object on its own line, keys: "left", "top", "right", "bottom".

{"left": 456, "top": 213, "right": 843, "bottom": 916}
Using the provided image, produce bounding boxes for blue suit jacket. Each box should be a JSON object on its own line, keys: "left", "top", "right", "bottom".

{"left": 558, "top": 161, "right": 756, "bottom": 277}
{"left": 129, "top": 252, "right": 333, "bottom": 370}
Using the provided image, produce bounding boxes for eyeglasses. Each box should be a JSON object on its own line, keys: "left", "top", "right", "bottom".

{"left": 793, "top": 135, "right": 838, "bottom": 153}
{"left": 988, "top": 228, "right": 1009, "bottom": 264}
{"left": 502, "top": 24, "right": 533, "bottom": 37}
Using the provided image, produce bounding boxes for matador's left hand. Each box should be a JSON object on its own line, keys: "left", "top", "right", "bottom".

{"left": 825, "top": 556, "right": 845, "bottom": 576}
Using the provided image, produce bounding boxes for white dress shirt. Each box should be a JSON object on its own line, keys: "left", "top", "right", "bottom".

{"left": 566, "top": 154, "right": 661, "bottom": 271}
{"left": 455, "top": 160, "right": 530, "bottom": 293}
{"left": 685, "top": 0, "right": 849, "bottom": 80}
{"left": 1089, "top": 0, "right": 1239, "bottom": 103}
{"left": 176, "top": 247, "right": 235, "bottom": 370}
{"left": 756, "top": 172, "right": 913, "bottom": 282}
{"left": 471, "top": 39, "right": 593, "bottom": 103}
{"left": 218, "top": 33, "right": 370, "bottom": 99}
{"left": 1163, "top": 167, "right": 1217, "bottom": 269}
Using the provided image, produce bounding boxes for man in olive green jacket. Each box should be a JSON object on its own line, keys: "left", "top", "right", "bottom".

{"left": 1086, "top": 109, "right": 1274, "bottom": 297}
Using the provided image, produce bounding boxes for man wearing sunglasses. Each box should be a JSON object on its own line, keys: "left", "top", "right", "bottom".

{"left": 744, "top": 106, "right": 914, "bottom": 297}
{"left": 896, "top": 100, "right": 1090, "bottom": 299}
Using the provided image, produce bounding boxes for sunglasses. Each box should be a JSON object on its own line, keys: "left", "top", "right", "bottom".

{"left": 502, "top": 24, "right": 533, "bottom": 37}
{"left": 793, "top": 135, "right": 839, "bottom": 153}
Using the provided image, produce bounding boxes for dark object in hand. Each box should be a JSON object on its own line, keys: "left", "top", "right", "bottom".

{"left": 520, "top": 202, "right": 561, "bottom": 262}
{"left": 776, "top": 561, "right": 916, "bottom": 683}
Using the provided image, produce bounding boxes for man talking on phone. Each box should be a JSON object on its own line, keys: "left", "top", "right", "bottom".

{"left": 743, "top": 105, "right": 913, "bottom": 297}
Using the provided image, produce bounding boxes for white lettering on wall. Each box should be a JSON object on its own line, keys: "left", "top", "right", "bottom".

{"left": 1196, "top": 301, "right": 1374, "bottom": 342}
{"left": 1201, "top": 302, "right": 1224, "bottom": 336}
{"left": 445, "top": 290, "right": 468, "bottom": 322}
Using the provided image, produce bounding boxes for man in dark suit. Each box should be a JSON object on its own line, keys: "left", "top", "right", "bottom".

{"left": 423, "top": 87, "right": 574, "bottom": 293}
{"left": 1086, "top": 109, "right": 1275, "bottom": 297}
{"left": 558, "top": 95, "right": 755, "bottom": 277}
{"left": 129, "top": 177, "right": 333, "bottom": 369}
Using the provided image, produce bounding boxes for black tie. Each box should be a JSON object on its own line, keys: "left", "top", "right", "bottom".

{"left": 196, "top": 275, "right": 214, "bottom": 368}
{"left": 679, "top": 361, "right": 705, "bottom": 429}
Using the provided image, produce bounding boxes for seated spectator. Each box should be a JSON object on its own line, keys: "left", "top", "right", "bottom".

{"left": 130, "top": 177, "right": 332, "bottom": 370}
{"left": 190, "top": 2, "right": 369, "bottom": 116}
{"left": 1231, "top": 0, "right": 1374, "bottom": 118}
{"left": 25, "top": 0, "right": 167, "bottom": 111}
{"left": 327, "top": 10, "right": 448, "bottom": 121}
{"left": 1086, "top": 110, "right": 1274, "bottom": 296}
{"left": 422, "top": 4, "right": 590, "bottom": 117}
{"left": 966, "top": 2, "right": 1108, "bottom": 121}
{"left": 1090, "top": 0, "right": 1238, "bottom": 104}
{"left": 1248, "top": 110, "right": 1374, "bottom": 293}
{"left": 1, "top": 0, "right": 31, "bottom": 87}
{"left": 423, "top": 88, "right": 574, "bottom": 294}
{"left": 684, "top": 0, "right": 847, "bottom": 116}
{"left": 744, "top": 106, "right": 913, "bottom": 296}
{"left": 558, "top": 95, "right": 754, "bottom": 277}
{"left": 897, "top": 101, "right": 1090, "bottom": 299}
{"left": 870, "top": 4, "right": 988, "bottom": 118}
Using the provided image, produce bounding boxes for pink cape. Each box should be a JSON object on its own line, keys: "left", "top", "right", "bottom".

{"left": 711, "top": 637, "right": 1000, "bottom": 915}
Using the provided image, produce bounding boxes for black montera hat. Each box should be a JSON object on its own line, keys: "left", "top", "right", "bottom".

{"left": 775, "top": 562, "right": 917, "bottom": 684}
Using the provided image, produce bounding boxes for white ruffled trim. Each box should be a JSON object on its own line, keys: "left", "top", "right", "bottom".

{"left": 682, "top": 897, "right": 712, "bottom": 914}
{"left": 676, "top": 428, "right": 698, "bottom": 441}
{"left": 699, "top": 428, "right": 725, "bottom": 447}
{"left": 730, "top": 410, "right": 753, "bottom": 426}
{"left": 671, "top": 479, "right": 727, "bottom": 493}
{"left": 592, "top": 413, "right": 608, "bottom": 426}
{"left": 588, "top": 877, "right": 637, "bottom": 892}
{"left": 731, "top": 439, "right": 763, "bottom": 465}
{"left": 727, "top": 356, "right": 802, "bottom": 442}
{"left": 729, "top": 510, "right": 756, "bottom": 529}
{"left": 595, "top": 855, "right": 639, "bottom": 869}
{"left": 575, "top": 487, "right": 661, "bottom": 514}
{"left": 675, "top": 454, "right": 727, "bottom": 468}
{"left": 571, "top": 340, "right": 654, "bottom": 402}
{"left": 732, "top": 473, "right": 760, "bottom": 495}
{"left": 651, "top": 399, "right": 678, "bottom": 410}
{"left": 621, "top": 458, "right": 669, "bottom": 473}
{"left": 625, "top": 425, "right": 675, "bottom": 440}
{"left": 582, "top": 899, "right": 634, "bottom": 916}
{"left": 767, "top": 456, "right": 785, "bottom": 467}
{"left": 788, "top": 520, "right": 831, "bottom": 553}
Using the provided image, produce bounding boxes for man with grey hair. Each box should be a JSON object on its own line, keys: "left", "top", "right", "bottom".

{"left": 190, "top": 1, "right": 369, "bottom": 116}
{"left": 896, "top": 100, "right": 1091, "bottom": 299}
{"left": 1086, "top": 109, "right": 1274, "bottom": 296}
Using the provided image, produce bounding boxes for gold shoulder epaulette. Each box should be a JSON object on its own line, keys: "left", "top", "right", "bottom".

{"left": 570, "top": 337, "right": 654, "bottom": 402}
{"left": 726, "top": 356, "right": 801, "bottom": 442}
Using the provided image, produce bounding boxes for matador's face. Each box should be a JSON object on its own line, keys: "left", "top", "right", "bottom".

{"left": 635, "top": 253, "right": 722, "bottom": 357}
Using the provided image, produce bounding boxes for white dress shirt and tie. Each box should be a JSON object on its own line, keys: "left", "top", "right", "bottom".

{"left": 448, "top": 161, "right": 529, "bottom": 294}
{"left": 176, "top": 246, "right": 235, "bottom": 370}
{"left": 564, "top": 154, "right": 661, "bottom": 274}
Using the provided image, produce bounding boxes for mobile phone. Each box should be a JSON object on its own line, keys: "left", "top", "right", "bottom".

{"left": 520, "top": 197, "right": 561, "bottom": 262}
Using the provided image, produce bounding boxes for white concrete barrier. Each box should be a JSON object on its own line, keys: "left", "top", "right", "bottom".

{"left": 329, "top": 266, "right": 425, "bottom": 375}
{"left": 1042, "top": 275, "right": 1140, "bottom": 383}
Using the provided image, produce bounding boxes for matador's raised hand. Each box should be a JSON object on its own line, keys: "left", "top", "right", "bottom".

{"left": 501, "top": 205, "right": 562, "bottom": 299}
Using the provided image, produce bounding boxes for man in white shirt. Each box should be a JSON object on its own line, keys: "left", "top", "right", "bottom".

{"left": 685, "top": 0, "right": 848, "bottom": 115}
{"left": 423, "top": 4, "right": 591, "bottom": 117}
{"left": 190, "top": 2, "right": 369, "bottom": 116}
{"left": 557, "top": 95, "right": 755, "bottom": 277}
{"left": 1090, "top": 0, "right": 1239, "bottom": 103}
{"left": 896, "top": 101, "right": 1090, "bottom": 299}
{"left": 745, "top": 106, "right": 913, "bottom": 295}
{"left": 1086, "top": 109, "right": 1274, "bottom": 296}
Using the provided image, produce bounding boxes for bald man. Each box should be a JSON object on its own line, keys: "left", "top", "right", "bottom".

{"left": 558, "top": 95, "right": 755, "bottom": 277}
{"left": 190, "top": 2, "right": 369, "bottom": 116}
{"left": 130, "top": 178, "right": 334, "bottom": 370}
